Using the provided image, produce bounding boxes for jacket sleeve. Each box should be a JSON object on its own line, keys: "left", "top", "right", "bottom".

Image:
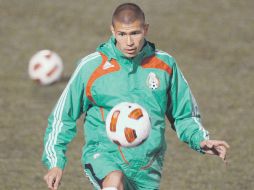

{"left": 41, "top": 60, "right": 91, "bottom": 170}
{"left": 166, "top": 59, "right": 209, "bottom": 153}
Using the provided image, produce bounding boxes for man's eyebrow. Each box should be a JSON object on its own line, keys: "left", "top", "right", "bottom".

{"left": 117, "top": 30, "right": 141, "bottom": 34}
{"left": 130, "top": 31, "right": 141, "bottom": 33}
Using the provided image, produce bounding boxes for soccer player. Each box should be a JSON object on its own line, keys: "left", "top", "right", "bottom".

{"left": 42, "top": 3, "right": 229, "bottom": 190}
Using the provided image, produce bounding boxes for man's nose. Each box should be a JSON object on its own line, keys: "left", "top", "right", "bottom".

{"left": 127, "top": 35, "right": 134, "bottom": 46}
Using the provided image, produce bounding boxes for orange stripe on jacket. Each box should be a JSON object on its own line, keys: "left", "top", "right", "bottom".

{"left": 86, "top": 53, "right": 120, "bottom": 104}
{"left": 141, "top": 55, "right": 172, "bottom": 75}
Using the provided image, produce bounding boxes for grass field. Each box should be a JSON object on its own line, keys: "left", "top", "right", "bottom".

{"left": 0, "top": 0, "right": 254, "bottom": 189}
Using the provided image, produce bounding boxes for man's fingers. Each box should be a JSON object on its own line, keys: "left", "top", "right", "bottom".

{"left": 218, "top": 146, "right": 227, "bottom": 160}
{"left": 44, "top": 174, "right": 48, "bottom": 182}
{"left": 213, "top": 140, "right": 230, "bottom": 148}
{"left": 200, "top": 140, "right": 230, "bottom": 163}
{"left": 44, "top": 174, "right": 51, "bottom": 188}
{"left": 48, "top": 175, "right": 56, "bottom": 189}
{"left": 215, "top": 142, "right": 229, "bottom": 161}
{"left": 204, "top": 140, "right": 230, "bottom": 150}
{"left": 203, "top": 149, "right": 215, "bottom": 155}
{"left": 44, "top": 174, "right": 57, "bottom": 190}
{"left": 44, "top": 168, "right": 63, "bottom": 190}
{"left": 204, "top": 145, "right": 228, "bottom": 162}
{"left": 222, "top": 141, "right": 230, "bottom": 148}
{"left": 53, "top": 175, "right": 61, "bottom": 190}
{"left": 205, "top": 141, "right": 214, "bottom": 149}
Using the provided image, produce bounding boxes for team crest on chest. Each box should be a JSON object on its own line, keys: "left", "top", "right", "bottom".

{"left": 146, "top": 72, "right": 160, "bottom": 90}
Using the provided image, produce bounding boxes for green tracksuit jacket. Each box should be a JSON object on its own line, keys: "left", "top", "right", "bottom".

{"left": 42, "top": 36, "right": 209, "bottom": 170}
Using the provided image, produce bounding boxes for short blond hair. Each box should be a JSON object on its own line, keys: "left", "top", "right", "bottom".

{"left": 112, "top": 3, "right": 145, "bottom": 26}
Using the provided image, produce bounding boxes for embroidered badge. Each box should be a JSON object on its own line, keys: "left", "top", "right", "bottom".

{"left": 146, "top": 72, "right": 160, "bottom": 90}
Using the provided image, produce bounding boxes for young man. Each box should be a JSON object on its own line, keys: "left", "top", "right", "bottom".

{"left": 42, "top": 3, "right": 229, "bottom": 190}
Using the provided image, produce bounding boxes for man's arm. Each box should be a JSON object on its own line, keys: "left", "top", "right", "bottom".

{"left": 166, "top": 59, "right": 209, "bottom": 152}
{"left": 41, "top": 53, "right": 100, "bottom": 189}
{"left": 42, "top": 66, "right": 86, "bottom": 189}
{"left": 42, "top": 64, "right": 87, "bottom": 169}
{"left": 166, "top": 59, "right": 229, "bottom": 160}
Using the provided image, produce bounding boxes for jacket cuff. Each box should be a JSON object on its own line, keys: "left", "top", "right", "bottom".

{"left": 190, "top": 130, "right": 209, "bottom": 154}
{"left": 48, "top": 158, "right": 66, "bottom": 170}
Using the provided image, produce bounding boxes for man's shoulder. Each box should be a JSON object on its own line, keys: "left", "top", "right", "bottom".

{"left": 74, "top": 52, "right": 103, "bottom": 71}
{"left": 155, "top": 49, "right": 173, "bottom": 57}
{"left": 154, "top": 49, "right": 176, "bottom": 67}
{"left": 78, "top": 52, "right": 102, "bottom": 67}
{"left": 70, "top": 52, "right": 103, "bottom": 79}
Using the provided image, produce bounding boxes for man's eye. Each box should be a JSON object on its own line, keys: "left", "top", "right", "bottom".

{"left": 131, "top": 32, "right": 140, "bottom": 35}
{"left": 118, "top": 33, "right": 125, "bottom": 36}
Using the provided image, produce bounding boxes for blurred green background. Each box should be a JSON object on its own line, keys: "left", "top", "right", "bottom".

{"left": 0, "top": 0, "right": 253, "bottom": 189}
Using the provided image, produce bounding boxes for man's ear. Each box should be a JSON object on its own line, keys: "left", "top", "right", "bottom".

{"left": 110, "top": 25, "right": 115, "bottom": 37}
{"left": 144, "top": 23, "right": 149, "bottom": 36}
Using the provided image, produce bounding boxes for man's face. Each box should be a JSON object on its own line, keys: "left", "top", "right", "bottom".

{"left": 111, "top": 20, "right": 149, "bottom": 58}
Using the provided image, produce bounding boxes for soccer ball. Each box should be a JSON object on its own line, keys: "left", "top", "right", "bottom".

{"left": 106, "top": 102, "right": 151, "bottom": 147}
{"left": 28, "top": 49, "right": 63, "bottom": 85}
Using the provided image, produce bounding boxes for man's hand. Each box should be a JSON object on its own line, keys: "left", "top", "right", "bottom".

{"left": 44, "top": 167, "right": 63, "bottom": 190}
{"left": 200, "top": 140, "right": 230, "bottom": 162}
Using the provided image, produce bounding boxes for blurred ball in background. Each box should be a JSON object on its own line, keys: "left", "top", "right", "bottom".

{"left": 28, "top": 49, "right": 63, "bottom": 85}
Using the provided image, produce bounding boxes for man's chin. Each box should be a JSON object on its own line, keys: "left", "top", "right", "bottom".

{"left": 124, "top": 52, "right": 137, "bottom": 58}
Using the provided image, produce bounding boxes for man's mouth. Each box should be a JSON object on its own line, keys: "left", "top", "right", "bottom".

{"left": 125, "top": 48, "right": 136, "bottom": 54}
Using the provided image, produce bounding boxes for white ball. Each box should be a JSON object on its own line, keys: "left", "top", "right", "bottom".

{"left": 28, "top": 49, "right": 63, "bottom": 85}
{"left": 106, "top": 102, "right": 151, "bottom": 147}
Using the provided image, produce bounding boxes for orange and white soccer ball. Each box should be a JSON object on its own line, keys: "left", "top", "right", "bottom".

{"left": 106, "top": 102, "right": 151, "bottom": 147}
{"left": 28, "top": 49, "right": 63, "bottom": 85}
